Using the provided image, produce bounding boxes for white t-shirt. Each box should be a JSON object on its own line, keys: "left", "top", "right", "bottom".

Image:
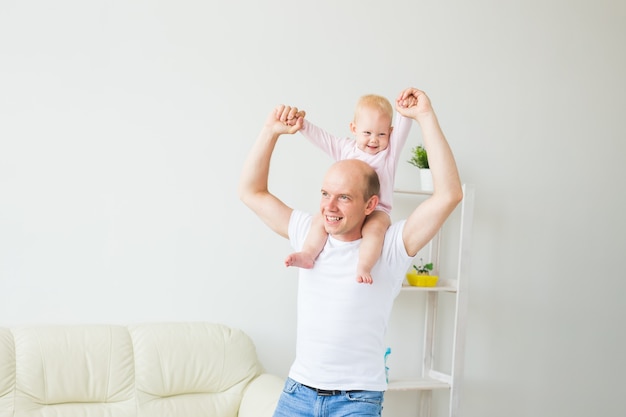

{"left": 287, "top": 210, "right": 413, "bottom": 391}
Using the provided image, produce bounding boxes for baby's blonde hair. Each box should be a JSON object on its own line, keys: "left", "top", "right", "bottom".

{"left": 354, "top": 94, "right": 393, "bottom": 123}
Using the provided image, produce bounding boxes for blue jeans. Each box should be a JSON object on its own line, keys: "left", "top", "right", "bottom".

{"left": 273, "top": 377, "right": 384, "bottom": 417}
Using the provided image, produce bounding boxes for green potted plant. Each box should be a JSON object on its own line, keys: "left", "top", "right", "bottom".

{"left": 405, "top": 258, "right": 439, "bottom": 287}
{"left": 408, "top": 145, "right": 429, "bottom": 169}
{"left": 407, "top": 145, "right": 433, "bottom": 191}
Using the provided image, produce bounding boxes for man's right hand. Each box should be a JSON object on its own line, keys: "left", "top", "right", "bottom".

{"left": 265, "top": 104, "right": 306, "bottom": 134}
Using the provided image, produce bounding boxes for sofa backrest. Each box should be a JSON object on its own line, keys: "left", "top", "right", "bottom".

{"left": 0, "top": 322, "right": 265, "bottom": 417}
{"left": 13, "top": 324, "right": 136, "bottom": 416}
{"left": 0, "top": 328, "right": 14, "bottom": 417}
{"left": 129, "top": 322, "right": 264, "bottom": 417}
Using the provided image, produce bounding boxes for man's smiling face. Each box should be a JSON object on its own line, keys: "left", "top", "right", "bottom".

{"left": 319, "top": 160, "right": 378, "bottom": 241}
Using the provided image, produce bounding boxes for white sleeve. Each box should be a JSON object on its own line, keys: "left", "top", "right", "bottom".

{"left": 288, "top": 210, "right": 313, "bottom": 251}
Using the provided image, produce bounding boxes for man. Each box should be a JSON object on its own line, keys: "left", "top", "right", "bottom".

{"left": 239, "top": 88, "right": 462, "bottom": 416}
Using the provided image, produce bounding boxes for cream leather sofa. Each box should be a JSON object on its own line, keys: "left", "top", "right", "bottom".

{"left": 0, "top": 322, "right": 284, "bottom": 417}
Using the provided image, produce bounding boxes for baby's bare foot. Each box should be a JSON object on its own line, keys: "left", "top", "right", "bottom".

{"left": 356, "top": 268, "right": 374, "bottom": 285}
{"left": 285, "top": 252, "right": 315, "bottom": 269}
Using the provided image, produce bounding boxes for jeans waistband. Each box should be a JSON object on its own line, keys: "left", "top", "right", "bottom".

{"left": 302, "top": 383, "right": 359, "bottom": 396}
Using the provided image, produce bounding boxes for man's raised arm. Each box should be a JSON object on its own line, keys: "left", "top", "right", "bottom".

{"left": 238, "top": 105, "right": 306, "bottom": 239}
{"left": 396, "top": 88, "right": 463, "bottom": 257}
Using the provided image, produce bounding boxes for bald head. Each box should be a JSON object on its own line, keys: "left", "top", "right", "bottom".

{"left": 325, "top": 159, "right": 380, "bottom": 202}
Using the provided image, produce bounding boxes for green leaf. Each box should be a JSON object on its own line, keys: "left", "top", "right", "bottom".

{"left": 407, "top": 145, "right": 429, "bottom": 169}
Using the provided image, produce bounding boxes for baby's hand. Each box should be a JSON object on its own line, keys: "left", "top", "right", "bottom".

{"left": 268, "top": 105, "right": 306, "bottom": 134}
{"left": 395, "top": 88, "right": 433, "bottom": 121}
{"left": 286, "top": 110, "right": 307, "bottom": 127}
{"left": 396, "top": 88, "right": 419, "bottom": 109}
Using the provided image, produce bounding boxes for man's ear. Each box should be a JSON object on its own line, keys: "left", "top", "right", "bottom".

{"left": 364, "top": 195, "right": 379, "bottom": 215}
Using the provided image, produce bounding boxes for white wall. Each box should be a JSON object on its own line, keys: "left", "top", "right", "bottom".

{"left": 1, "top": 1, "right": 624, "bottom": 416}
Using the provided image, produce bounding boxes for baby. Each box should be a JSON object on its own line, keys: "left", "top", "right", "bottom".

{"left": 285, "top": 88, "right": 419, "bottom": 283}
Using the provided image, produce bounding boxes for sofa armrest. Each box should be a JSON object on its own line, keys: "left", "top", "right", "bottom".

{"left": 239, "top": 373, "right": 284, "bottom": 417}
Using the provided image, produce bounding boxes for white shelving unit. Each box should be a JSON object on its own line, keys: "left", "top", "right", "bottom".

{"left": 388, "top": 184, "right": 475, "bottom": 417}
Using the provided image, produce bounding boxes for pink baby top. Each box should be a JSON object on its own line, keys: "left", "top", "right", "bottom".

{"left": 300, "top": 114, "right": 412, "bottom": 214}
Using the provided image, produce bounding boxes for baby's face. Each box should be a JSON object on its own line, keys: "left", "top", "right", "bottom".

{"left": 351, "top": 107, "right": 392, "bottom": 155}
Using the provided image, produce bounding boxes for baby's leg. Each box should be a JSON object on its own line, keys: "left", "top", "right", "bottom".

{"left": 285, "top": 212, "right": 327, "bottom": 269}
{"left": 356, "top": 211, "right": 391, "bottom": 284}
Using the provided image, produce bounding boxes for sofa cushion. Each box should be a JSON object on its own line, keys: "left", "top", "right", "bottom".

{"left": 0, "top": 322, "right": 281, "bottom": 417}
{"left": 13, "top": 325, "right": 136, "bottom": 416}
{"left": 0, "top": 328, "right": 14, "bottom": 417}
{"left": 129, "top": 322, "right": 264, "bottom": 417}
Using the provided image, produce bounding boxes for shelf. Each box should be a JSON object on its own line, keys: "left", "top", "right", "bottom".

{"left": 389, "top": 184, "right": 474, "bottom": 416}
{"left": 387, "top": 377, "right": 451, "bottom": 391}
{"left": 401, "top": 279, "right": 458, "bottom": 293}
{"left": 393, "top": 189, "right": 433, "bottom": 196}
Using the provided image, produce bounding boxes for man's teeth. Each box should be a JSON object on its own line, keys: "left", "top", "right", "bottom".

{"left": 327, "top": 216, "right": 341, "bottom": 221}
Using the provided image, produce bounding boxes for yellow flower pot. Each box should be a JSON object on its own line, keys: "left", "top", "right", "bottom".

{"left": 406, "top": 271, "right": 439, "bottom": 287}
